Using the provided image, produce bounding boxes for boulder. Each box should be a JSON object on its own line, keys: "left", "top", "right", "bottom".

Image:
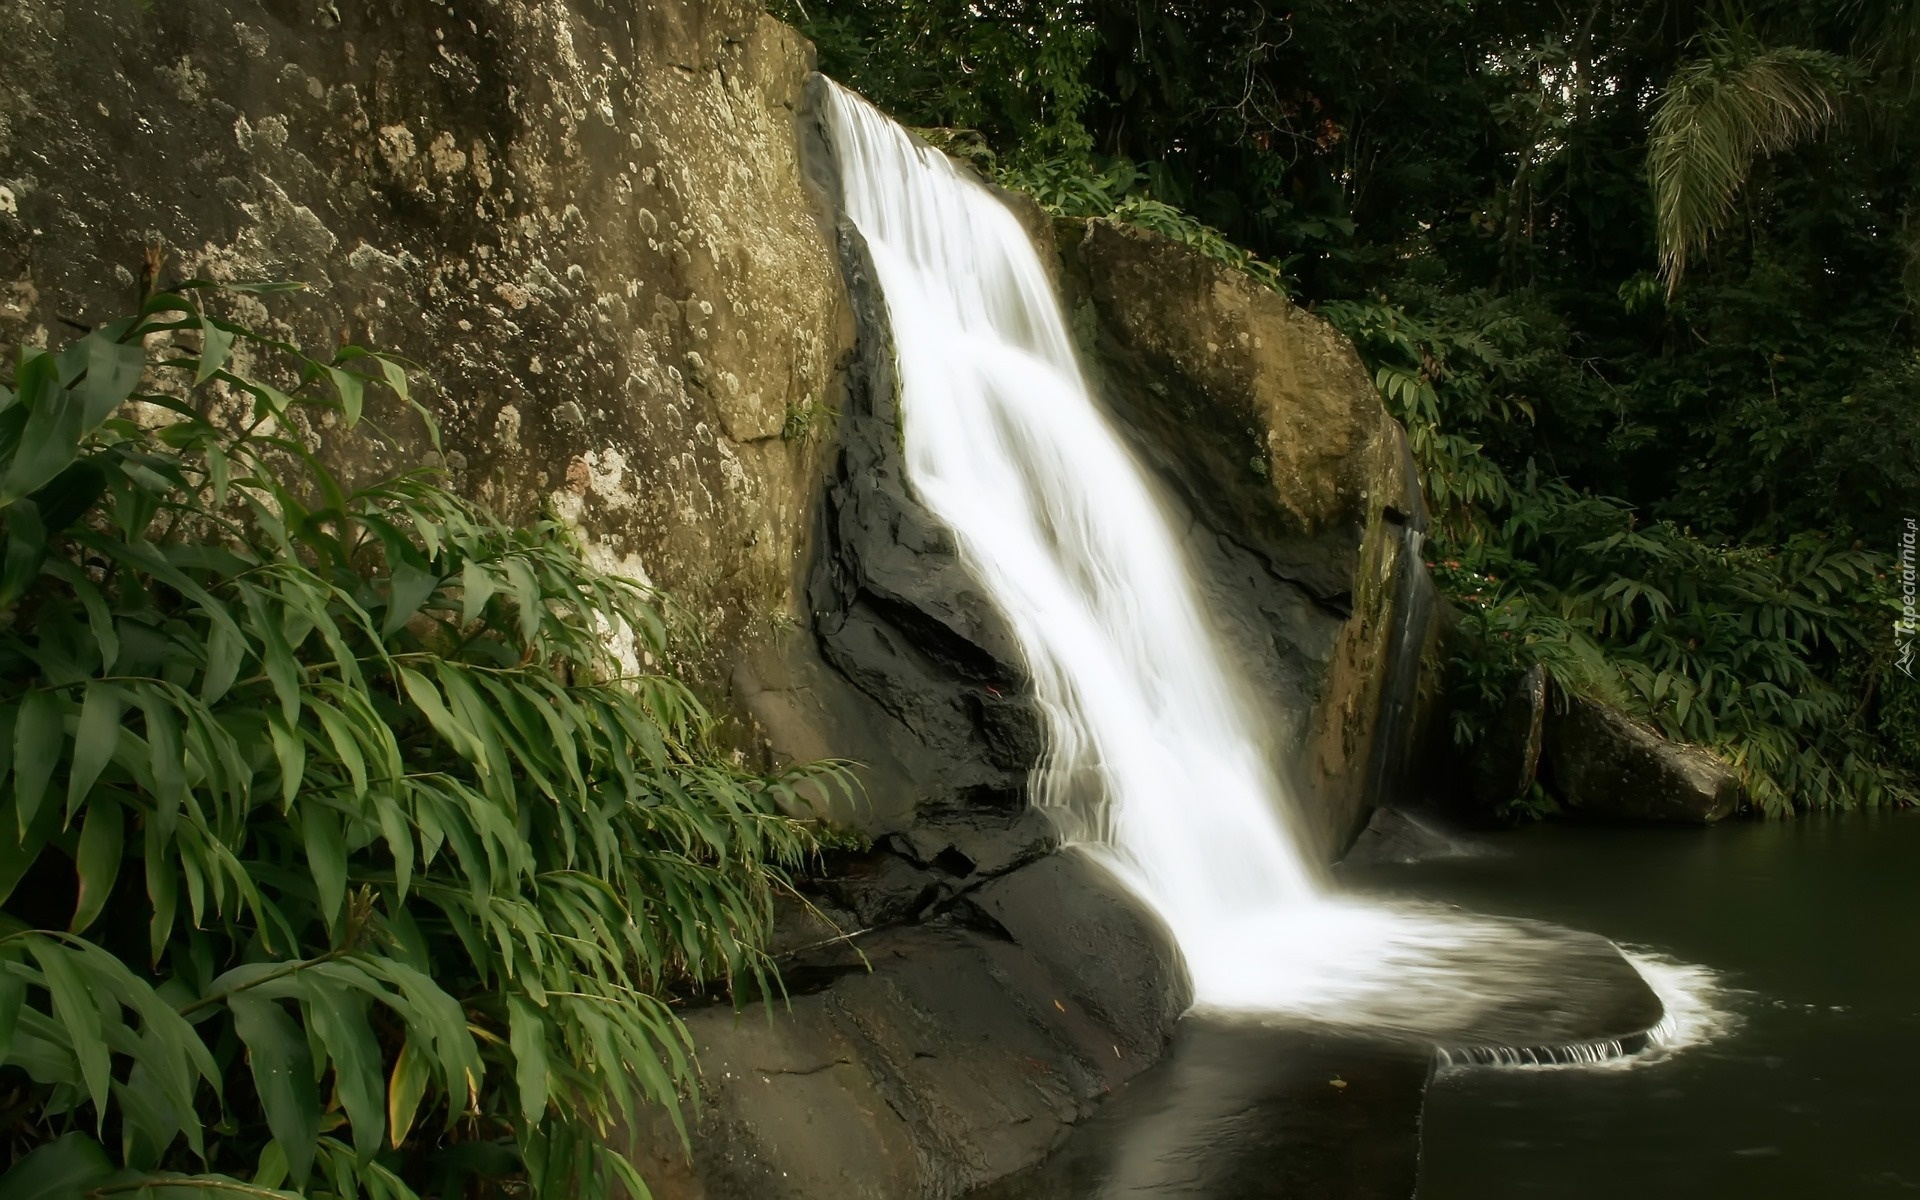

{"left": 1341, "top": 806, "right": 1476, "bottom": 866}
{"left": 1470, "top": 663, "right": 1548, "bottom": 810}
{"left": 0, "top": 0, "right": 852, "bottom": 709}
{"left": 1545, "top": 693, "right": 1743, "bottom": 823}
{"left": 629, "top": 852, "right": 1191, "bottom": 1199}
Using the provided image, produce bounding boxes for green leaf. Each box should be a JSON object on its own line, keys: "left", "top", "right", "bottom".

{"left": 137, "top": 688, "right": 186, "bottom": 827}
{"left": 505, "top": 558, "right": 542, "bottom": 641}
{"left": 0, "top": 968, "right": 25, "bottom": 1063}
{"left": 71, "top": 797, "right": 124, "bottom": 933}
{"left": 30, "top": 938, "right": 112, "bottom": 1119}
{"left": 197, "top": 315, "right": 235, "bottom": 384}
{"left": 310, "top": 699, "right": 368, "bottom": 798}
{"left": 28, "top": 460, "right": 108, "bottom": 533}
{"left": 396, "top": 666, "right": 472, "bottom": 760}
{"left": 301, "top": 804, "right": 348, "bottom": 931}
{"left": 269, "top": 715, "right": 306, "bottom": 809}
{"left": 0, "top": 381, "right": 86, "bottom": 504}
{"left": 207, "top": 444, "right": 231, "bottom": 507}
{"left": 460, "top": 559, "right": 496, "bottom": 627}
{"left": 253, "top": 1139, "right": 290, "bottom": 1189}
{"left": 0, "top": 1132, "right": 114, "bottom": 1200}
{"left": 40, "top": 557, "right": 117, "bottom": 670}
{"left": 374, "top": 354, "right": 411, "bottom": 403}
{"left": 383, "top": 560, "right": 440, "bottom": 640}
{"left": 327, "top": 366, "right": 366, "bottom": 426}
{"left": 66, "top": 683, "right": 125, "bottom": 818}
{"left": 302, "top": 976, "right": 387, "bottom": 1161}
{"left": 13, "top": 688, "right": 62, "bottom": 834}
{"left": 145, "top": 819, "right": 178, "bottom": 964}
{"left": 202, "top": 619, "right": 245, "bottom": 704}
{"left": 1, "top": 498, "right": 48, "bottom": 608}
{"left": 386, "top": 1039, "right": 430, "bottom": 1148}
{"left": 79, "top": 334, "right": 145, "bottom": 426}
{"left": 507, "top": 995, "right": 551, "bottom": 1124}
{"left": 231, "top": 990, "right": 321, "bottom": 1186}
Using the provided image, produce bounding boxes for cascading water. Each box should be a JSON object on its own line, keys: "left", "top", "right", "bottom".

{"left": 821, "top": 81, "right": 1318, "bottom": 1008}
{"left": 820, "top": 81, "right": 1724, "bottom": 1044}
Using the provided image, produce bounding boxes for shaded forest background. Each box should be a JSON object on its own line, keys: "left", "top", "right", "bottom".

{"left": 776, "top": 0, "right": 1920, "bottom": 815}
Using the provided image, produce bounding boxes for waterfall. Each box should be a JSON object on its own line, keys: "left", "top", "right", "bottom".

{"left": 818, "top": 82, "right": 1717, "bottom": 1040}
{"left": 823, "top": 82, "right": 1324, "bottom": 1008}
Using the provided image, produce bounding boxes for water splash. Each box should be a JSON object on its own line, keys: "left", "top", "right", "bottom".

{"left": 1439, "top": 950, "right": 1736, "bottom": 1069}
{"left": 819, "top": 81, "right": 1720, "bottom": 1054}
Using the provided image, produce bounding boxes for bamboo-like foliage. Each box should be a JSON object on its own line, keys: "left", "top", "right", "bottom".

{"left": 1325, "top": 293, "right": 1909, "bottom": 817}
{"left": 1459, "top": 485, "right": 1904, "bottom": 815}
{"left": 0, "top": 287, "right": 852, "bottom": 1196}
{"left": 1648, "top": 38, "right": 1852, "bottom": 290}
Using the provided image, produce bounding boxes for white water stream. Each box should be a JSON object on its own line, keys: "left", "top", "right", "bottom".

{"left": 821, "top": 82, "right": 1723, "bottom": 1046}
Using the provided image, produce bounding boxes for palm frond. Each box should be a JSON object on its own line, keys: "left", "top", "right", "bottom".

{"left": 1648, "top": 40, "right": 1852, "bottom": 289}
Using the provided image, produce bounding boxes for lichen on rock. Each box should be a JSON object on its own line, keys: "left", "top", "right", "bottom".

{"left": 0, "top": 0, "right": 851, "bottom": 738}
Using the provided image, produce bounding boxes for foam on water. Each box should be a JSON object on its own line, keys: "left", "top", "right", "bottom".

{"left": 821, "top": 81, "right": 1723, "bottom": 1057}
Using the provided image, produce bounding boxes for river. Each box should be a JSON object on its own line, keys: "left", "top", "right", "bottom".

{"left": 1386, "top": 810, "right": 1920, "bottom": 1197}
{"left": 975, "top": 811, "right": 1918, "bottom": 1198}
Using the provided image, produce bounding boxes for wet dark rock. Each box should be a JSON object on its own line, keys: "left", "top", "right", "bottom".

{"left": 629, "top": 856, "right": 1190, "bottom": 1199}
{"left": 1342, "top": 807, "right": 1477, "bottom": 867}
{"left": 1470, "top": 663, "right": 1549, "bottom": 811}
{"left": 1545, "top": 693, "right": 1743, "bottom": 824}
{"left": 967, "top": 852, "right": 1192, "bottom": 1057}
{"left": 897, "top": 807, "right": 1060, "bottom": 881}
{"left": 1419, "top": 917, "right": 1664, "bottom": 1056}
{"left": 821, "top": 851, "right": 948, "bottom": 928}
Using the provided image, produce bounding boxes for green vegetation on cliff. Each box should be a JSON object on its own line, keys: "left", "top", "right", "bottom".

{"left": 0, "top": 291, "right": 846, "bottom": 1196}
{"left": 781, "top": 0, "right": 1920, "bottom": 814}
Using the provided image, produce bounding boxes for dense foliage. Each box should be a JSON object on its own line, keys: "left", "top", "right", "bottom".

{"left": 780, "top": 0, "right": 1920, "bottom": 814}
{"left": 0, "top": 289, "right": 847, "bottom": 1196}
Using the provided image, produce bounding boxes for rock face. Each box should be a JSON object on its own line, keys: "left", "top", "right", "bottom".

{"left": 627, "top": 853, "right": 1191, "bottom": 1200}
{"left": 1470, "top": 663, "right": 1549, "bottom": 811}
{"left": 634, "top": 109, "right": 1449, "bottom": 1198}
{"left": 0, "top": 0, "right": 849, "bottom": 695}
{"left": 1545, "top": 693, "right": 1743, "bottom": 823}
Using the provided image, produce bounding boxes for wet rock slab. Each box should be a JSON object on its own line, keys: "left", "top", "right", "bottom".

{"left": 1341, "top": 807, "right": 1478, "bottom": 867}
{"left": 1407, "top": 915, "right": 1664, "bottom": 1059}
{"left": 626, "top": 851, "right": 1193, "bottom": 1199}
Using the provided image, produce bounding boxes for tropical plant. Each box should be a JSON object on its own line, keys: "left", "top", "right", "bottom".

{"left": 1326, "top": 292, "right": 1909, "bottom": 815}
{"left": 0, "top": 285, "right": 850, "bottom": 1196}
{"left": 1647, "top": 34, "right": 1852, "bottom": 289}
{"left": 998, "top": 156, "right": 1294, "bottom": 292}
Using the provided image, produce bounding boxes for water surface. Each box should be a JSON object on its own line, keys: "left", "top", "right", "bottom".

{"left": 1351, "top": 812, "right": 1920, "bottom": 1198}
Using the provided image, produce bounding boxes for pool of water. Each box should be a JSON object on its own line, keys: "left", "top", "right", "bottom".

{"left": 1349, "top": 810, "right": 1920, "bottom": 1198}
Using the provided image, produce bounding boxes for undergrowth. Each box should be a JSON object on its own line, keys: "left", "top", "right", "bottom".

{"left": 0, "top": 283, "right": 852, "bottom": 1196}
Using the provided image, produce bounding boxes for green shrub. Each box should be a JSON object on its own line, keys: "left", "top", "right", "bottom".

{"left": 997, "top": 155, "right": 1295, "bottom": 293}
{"left": 0, "top": 285, "right": 851, "bottom": 1196}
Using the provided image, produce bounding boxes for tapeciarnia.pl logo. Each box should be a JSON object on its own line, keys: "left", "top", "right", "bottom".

{"left": 1900, "top": 517, "right": 1917, "bottom": 679}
